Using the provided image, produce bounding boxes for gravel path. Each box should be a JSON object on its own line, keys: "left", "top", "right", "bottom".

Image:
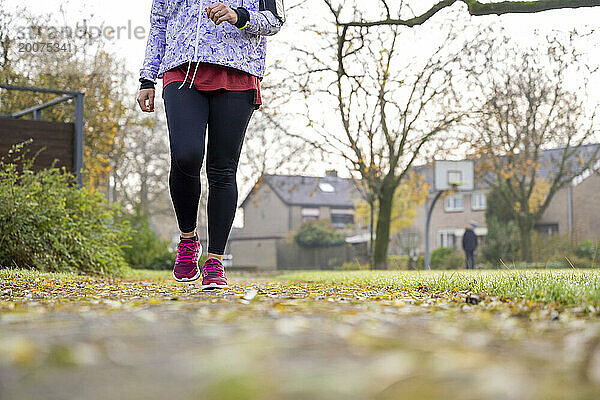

{"left": 1, "top": 274, "right": 600, "bottom": 399}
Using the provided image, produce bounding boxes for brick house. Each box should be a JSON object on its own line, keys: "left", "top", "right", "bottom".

{"left": 195, "top": 147, "right": 598, "bottom": 267}
{"left": 225, "top": 170, "right": 367, "bottom": 269}
{"left": 396, "top": 145, "right": 600, "bottom": 256}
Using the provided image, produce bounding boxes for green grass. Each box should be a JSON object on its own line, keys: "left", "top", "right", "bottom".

{"left": 4, "top": 267, "right": 600, "bottom": 308}
{"left": 0, "top": 268, "right": 281, "bottom": 282}
{"left": 0, "top": 268, "right": 173, "bottom": 282}
{"left": 122, "top": 269, "right": 172, "bottom": 281}
{"left": 279, "top": 269, "right": 600, "bottom": 307}
{"left": 0, "top": 268, "right": 82, "bottom": 281}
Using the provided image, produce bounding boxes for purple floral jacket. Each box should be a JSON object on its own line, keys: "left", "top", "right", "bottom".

{"left": 140, "top": 0, "right": 285, "bottom": 84}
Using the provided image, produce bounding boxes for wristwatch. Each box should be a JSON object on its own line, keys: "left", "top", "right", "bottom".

{"left": 234, "top": 7, "right": 250, "bottom": 29}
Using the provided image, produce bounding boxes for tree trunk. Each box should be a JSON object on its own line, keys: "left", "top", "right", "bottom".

{"left": 372, "top": 182, "right": 395, "bottom": 269}
{"left": 140, "top": 175, "right": 149, "bottom": 214}
{"left": 518, "top": 218, "right": 533, "bottom": 262}
{"left": 369, "top": 200, "right": 374, "bottom": 265}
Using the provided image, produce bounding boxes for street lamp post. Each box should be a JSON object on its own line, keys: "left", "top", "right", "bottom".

{"left": 424, "top": 183, "right": 459, "bottom": 270}
{"left": 424, "top": 190, "right": 444, "bottom": 271}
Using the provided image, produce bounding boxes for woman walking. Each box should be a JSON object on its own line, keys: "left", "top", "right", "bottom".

{"left": 137, "top": 0, "right": 285, "bottom": 289}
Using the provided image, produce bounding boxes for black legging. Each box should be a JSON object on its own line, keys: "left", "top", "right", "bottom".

{"left": 162, "top": 82, "right": 255, "bottom": 254}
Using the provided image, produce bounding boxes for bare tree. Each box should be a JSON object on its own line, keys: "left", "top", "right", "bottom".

{"left": 111, "top": 115, "right": 171, "bottom": 214}
{"left": 466, "top": 29, "right": 600, "bottom": 261}
{"left": 336, "top": 0, "right": 600, "bottom": 28}
{"left": 238, "top": 77, "right": 318, "bottom": 189}
{"left": 0, "top": 0, "right": 15, "bottom": 72}
{"left": 235, "top": 65, "right": 322, "bottom": 233}
{"left": 280, "top": 2, "right": 477, "bottom": 268}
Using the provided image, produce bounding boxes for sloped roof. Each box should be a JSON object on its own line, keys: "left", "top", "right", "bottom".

{"left": 414, "top": 143, "right": 600, "bottom": 191}
{"left": 240, "top": 144, "right": 599, "bottom": 208}
{"left": 240, "top": 173, "right": 363, "bottom": 208}
{"left": 537, "top": 144, "right": 599, "bottom": 180}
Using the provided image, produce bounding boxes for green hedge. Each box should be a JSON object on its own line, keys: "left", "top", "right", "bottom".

{"left": 0, "top": 143, "right": 130, "bottom": 275}
{"left": 294, "top": 220, "right": 345, "bottom": 248}
{"left": 340, "top": 255, "right": 423, "bottom": 270}
{"left": 430, "top": 247, "right": 464, "bottom": 269}
{"left": 119, "top": 204, "right": 176, "bottom": 270}
{"left": 482, "top": 217, "right": 520, "bottom": 264}
{"left": 573, "top": 240, "right": 599, "bottom": 260}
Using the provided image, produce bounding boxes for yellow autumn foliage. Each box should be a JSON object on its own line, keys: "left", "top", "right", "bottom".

{"left": 354, "top": 173, "right": 429, "bottom": 234}
{"left": 0, "top": 14, "right": 129, "bottom": 194}
{"left": 514, "top": 179, "right": 551, "bottom": 214}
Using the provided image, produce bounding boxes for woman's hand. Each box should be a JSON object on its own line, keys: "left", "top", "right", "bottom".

{"left": 206, "top": 3, "right": 238, "bottom": 25}
{"left": 137, "top": 89, "right": 155, "bottom": 112}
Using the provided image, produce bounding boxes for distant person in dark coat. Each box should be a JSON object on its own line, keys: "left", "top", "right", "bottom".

{"left": 462, "top": 221, "right": 478, "bottom": 270}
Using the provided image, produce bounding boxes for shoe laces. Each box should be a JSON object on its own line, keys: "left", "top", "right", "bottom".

{"left": 176, "top": 240, "right": 199, "bottom": 264}
{"left": 203, "top": 258, "right": 224, "bottom": 277}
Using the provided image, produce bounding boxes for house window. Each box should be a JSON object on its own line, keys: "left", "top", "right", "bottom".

{"left": 444, "top": 194, "right": 464, "bottom": 212}
{"left": 535, "top": 223, "right": 559, "bottom": 237}
{"left": 319, "top": 182, "right": 335, "bottom": 192}
{"left": 471, "top": 191, "right": 487, "bottom": 211}
{"left": 397, "top": 232, "right": 419, "bottom": 256}
{"left": 330, "top": 208, "right": 354, "bottom": 228}
{"left": 301, "top": 207, "right": 320, "bottom": 222}
{"left": 438, "top": 230, "right": 458, "bottom": 249}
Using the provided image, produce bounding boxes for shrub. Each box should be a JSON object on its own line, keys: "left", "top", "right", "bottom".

{"left": 430, "top": 247, "right": 463, "bottom": 269}
{"left": 482, "top": 217, "right": 520, "bottom": 265}
{"left": 573, "top": 240, "right": 599, "bottom": 261}
{"left": 387, "top": 255, "right": 410, "bottom": 270}
{"left": 530, "top": 232, "right": 571, "bottom": 263}
{"left": 119, "top": 204, "right": 176, "bottom": 270}
{"left": 293, "top": 220, "right": 345, "bottom": 248}
{"left": 340, "top": 258, "right": 370, "bottom": 270}
{"left": 529, "top": 235, "right": 598, "bottom": 268}
{"left": 0, "top": 143, "right": 130, "bottom": 275}
{"left": 410, "top": 255, "right": 425, "bottom": 270}
{"left": 145, "top": 251, "right": 210, "bottom": 270}
{"left": 485, "top": 184, "right": 516, "bottom": 224}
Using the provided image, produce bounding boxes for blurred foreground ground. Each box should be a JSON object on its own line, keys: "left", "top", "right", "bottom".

{"left": 1, "top": 271, "right": 600, "bottom": 400}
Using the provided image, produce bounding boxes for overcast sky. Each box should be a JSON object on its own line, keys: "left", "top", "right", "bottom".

{"left": 5, "top": 0, "right": 600, "bottom": 173}
{"left": 6, "top": 0, "right": 599, "bottom": 73}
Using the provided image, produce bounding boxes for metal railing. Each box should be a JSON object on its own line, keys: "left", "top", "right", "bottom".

{"left": 0, "top": 84, "right": 84, "bottom": 186}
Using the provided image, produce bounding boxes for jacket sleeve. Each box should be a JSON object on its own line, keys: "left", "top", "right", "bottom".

{"left": 240, "top": 0, "right": 285, "bottom": 36}
{"left": 139, "top": 0, "right": 167, "bottom": 83}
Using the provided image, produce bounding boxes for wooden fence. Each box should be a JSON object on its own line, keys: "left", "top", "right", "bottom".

{"left": 0, "top": 119, "right": 74, "bottom": 172}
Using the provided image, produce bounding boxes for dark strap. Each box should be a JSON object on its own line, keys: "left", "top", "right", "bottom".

{"left": 139, "top": 78, "right": 156, "bottom": 90}
{"left": 234, "top": 7, "right": 250, "bottom": 29}
{"left": 259, "top": 0, "right": 286, "bottom": 24}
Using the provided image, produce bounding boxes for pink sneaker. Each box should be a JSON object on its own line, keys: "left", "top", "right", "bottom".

{"left": 172, "top": 234, "right": 202, "bottom": 282}
{"left": 201, "top": 258, "right": 228, "bottom": 290}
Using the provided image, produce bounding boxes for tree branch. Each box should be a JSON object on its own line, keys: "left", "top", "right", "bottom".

{"left": 465, "top": 0, "right": 600, "bottom": 16}
{"left": 340, "top": 0, "right": 600, "bottom": 28}
{"left": 341, "top": 0, "right": 457, "bottom": 27}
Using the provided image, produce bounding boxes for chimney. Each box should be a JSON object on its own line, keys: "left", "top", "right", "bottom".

{"left": 325, "top": 169, "right": 337, "bottom": 177}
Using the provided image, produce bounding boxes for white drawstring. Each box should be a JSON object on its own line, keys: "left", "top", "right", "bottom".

{"left": 189, "top": 61, "right": 201, "bottom": 88}
{"left": 176, "top": 0, "right": 260, "bottom": 90}
{"left": 177, "top": 60, "right": 193, "bottom": 90}
{"left": 178, "top": 0, "right": 204, "bottom": 90}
